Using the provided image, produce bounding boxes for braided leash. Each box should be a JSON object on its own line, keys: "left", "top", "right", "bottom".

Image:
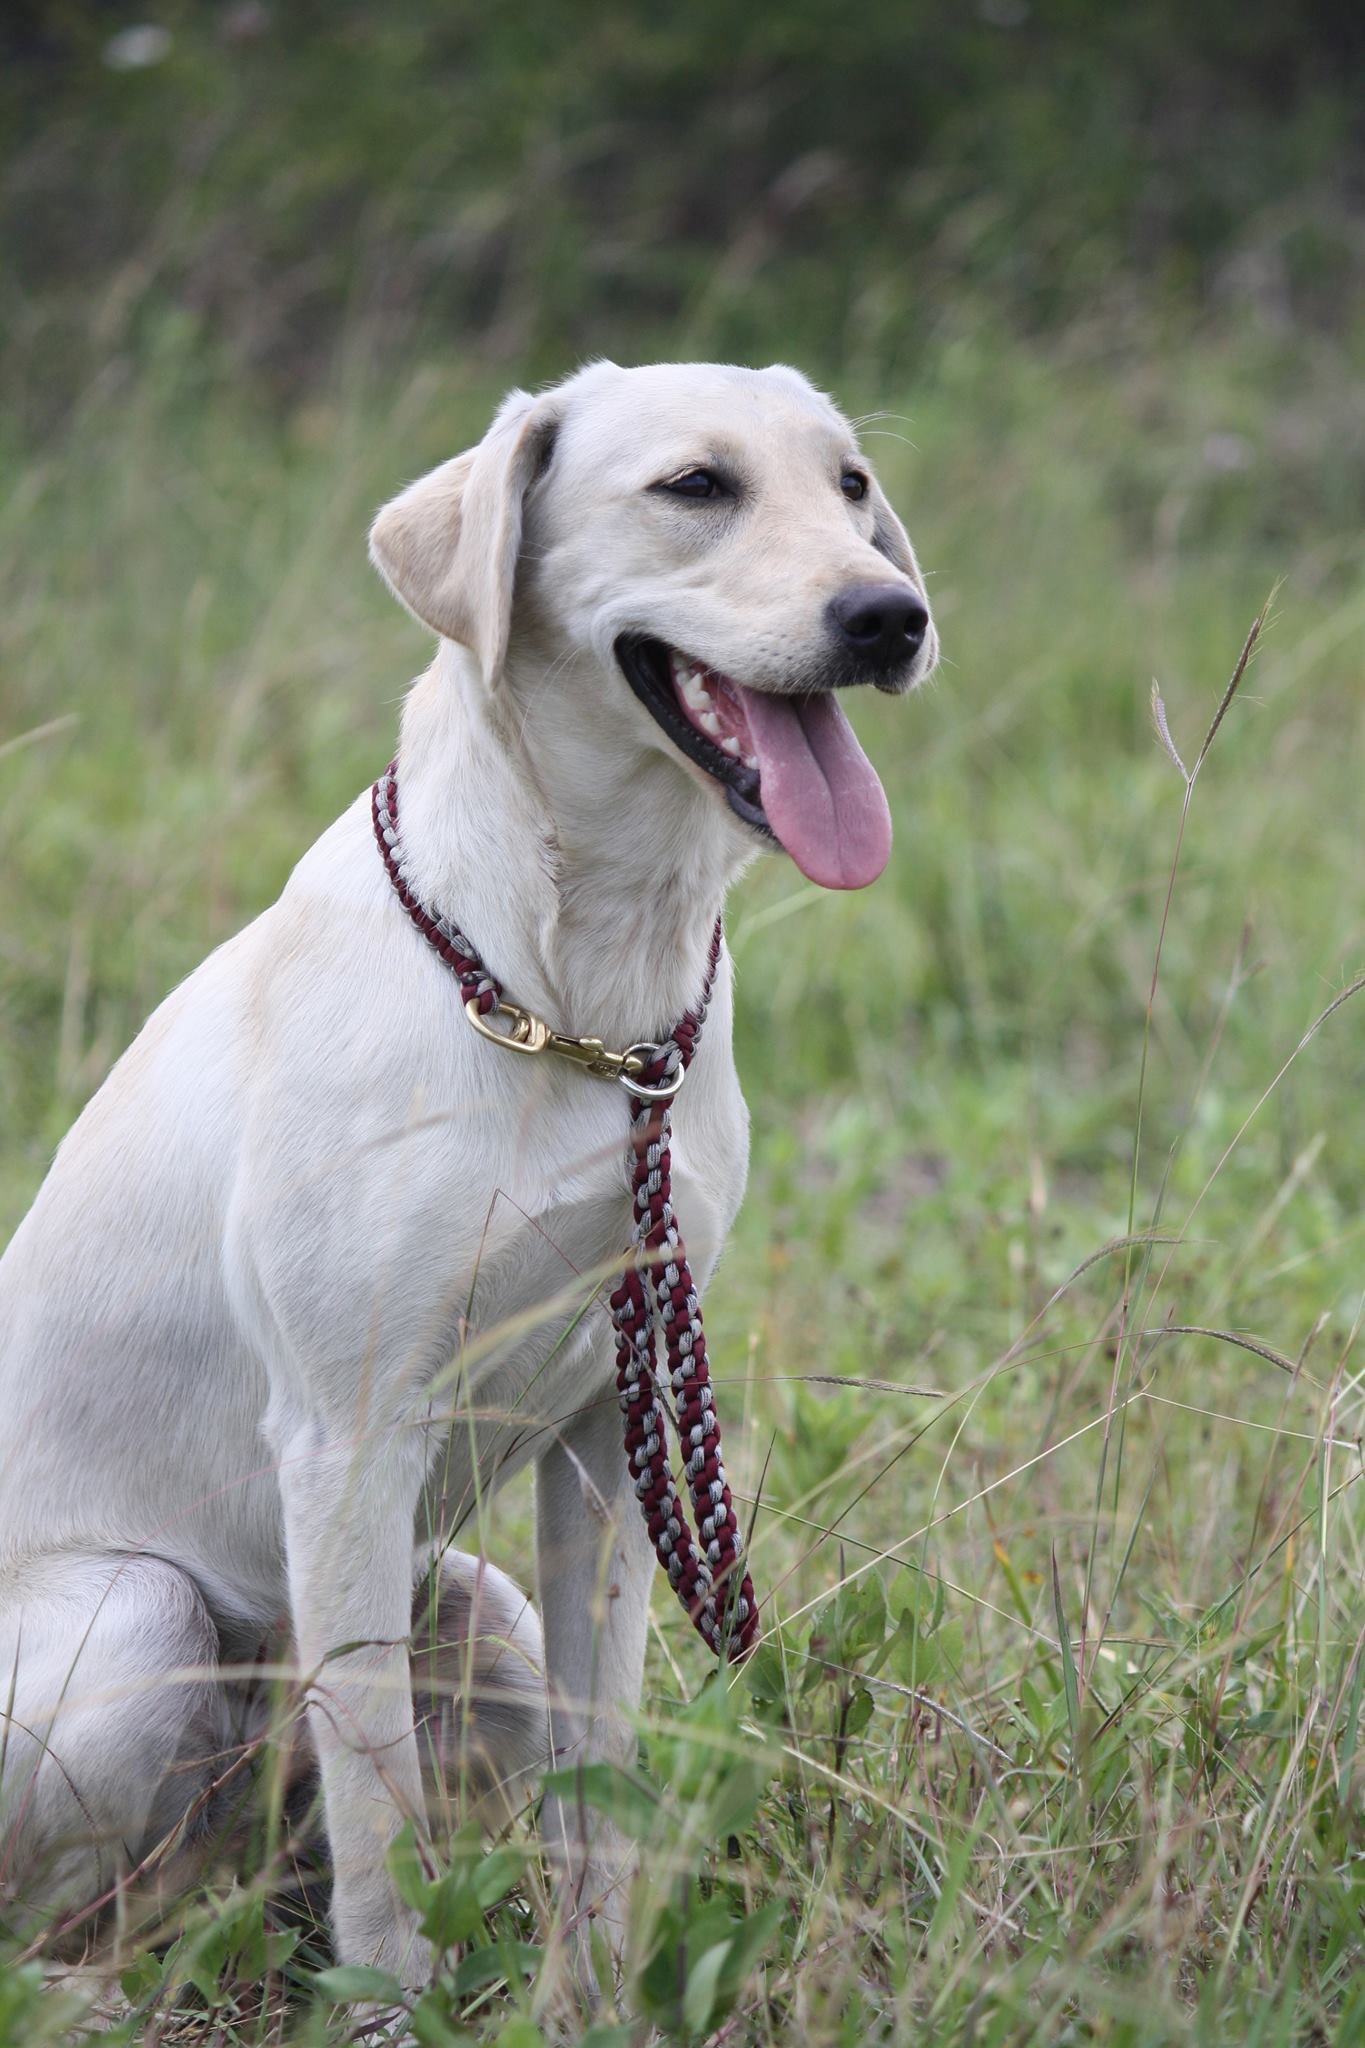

{"left": 372, "top": 763, "right": 758, "bottom": 1661}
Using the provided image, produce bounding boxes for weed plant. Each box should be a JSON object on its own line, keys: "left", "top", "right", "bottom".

{"left": 1, "top": 325, "right": 1363, "bottom": 2043}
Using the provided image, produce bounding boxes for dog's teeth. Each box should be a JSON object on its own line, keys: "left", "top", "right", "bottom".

{"left": 720, "top": 735, "right": 741, "bottom": 756}
{"left": 700, "top": 711, "right": 721, "bottom": 736}
{"left": 742, "top": 751, "right": 758, "bottom": 771}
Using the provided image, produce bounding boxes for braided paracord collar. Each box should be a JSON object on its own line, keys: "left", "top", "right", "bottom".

{"left": 372, "top": 763, "right": 759, "bottom": 1661}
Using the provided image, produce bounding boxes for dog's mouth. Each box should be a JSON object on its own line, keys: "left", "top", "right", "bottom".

{"left": 615, "top": 636, "right": 893, "bottom": 890}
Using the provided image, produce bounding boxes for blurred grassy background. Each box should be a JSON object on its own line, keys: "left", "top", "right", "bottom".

{"left": 3, "top": 5, "right": 1365, "bottom": 2043}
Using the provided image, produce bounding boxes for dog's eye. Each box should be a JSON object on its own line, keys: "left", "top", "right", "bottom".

{"left": 841, "top": 471, "right": 869, "bottom": 502}
{"left": 657, "top": 467, "right": 725, "bottom": 500}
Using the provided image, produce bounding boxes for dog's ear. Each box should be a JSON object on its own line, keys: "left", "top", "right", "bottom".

{"left": 368, "top": 390, "right": 559, "bottom": 687}
{"left": 866, "top": 477, "right": 925, "bottom": 589}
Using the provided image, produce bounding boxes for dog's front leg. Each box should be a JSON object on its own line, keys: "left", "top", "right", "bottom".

{"left": 536, "top": 1389, "right": 655, "bottom": 1968}
{"left": 277, "top": 1422, "right": 434, "bottom": 1986}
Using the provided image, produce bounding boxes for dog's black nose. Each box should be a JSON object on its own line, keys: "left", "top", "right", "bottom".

{"left": 826, "top": 582, "right": 929, "bottom": 672}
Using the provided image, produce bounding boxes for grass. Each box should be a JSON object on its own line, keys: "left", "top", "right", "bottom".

{"left": 2, "top": 315, "right": 1364, "bottom": 2044}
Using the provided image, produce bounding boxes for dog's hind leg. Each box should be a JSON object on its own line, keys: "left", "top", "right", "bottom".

{"left": 0, "top": 1551, "right": 235, "bottom": 1949}
{"left": 410, "top": 1548, "right": 547, "bottom": 1839}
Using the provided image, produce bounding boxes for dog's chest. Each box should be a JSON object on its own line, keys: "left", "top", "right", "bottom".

{"left": 423, "top": 1086, "right": 744, "bottom": 1517}
{"left": 462, "top": 1113, "right": 735, "bottom": 1343}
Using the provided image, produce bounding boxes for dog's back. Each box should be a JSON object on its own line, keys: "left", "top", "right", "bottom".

{"left": 0, "top": 920, "right": 281, "bottom": 1595}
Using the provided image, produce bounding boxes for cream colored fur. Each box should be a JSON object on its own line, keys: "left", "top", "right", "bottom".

{"left": 0, "top": 360, "right": 935, "bottom": 1985}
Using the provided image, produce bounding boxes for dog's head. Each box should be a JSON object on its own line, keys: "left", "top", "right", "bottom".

{"left": 370, "top": 361, "right": 938, "bottom": 891}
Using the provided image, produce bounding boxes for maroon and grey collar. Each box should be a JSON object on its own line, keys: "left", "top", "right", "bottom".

{"left": 372, "top": 762, "right": 758, "bottom": 1661}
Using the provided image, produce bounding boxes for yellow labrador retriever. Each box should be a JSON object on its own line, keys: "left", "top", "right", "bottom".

{"left": 0, "top": 360, "right": 937, "bottom": 1981}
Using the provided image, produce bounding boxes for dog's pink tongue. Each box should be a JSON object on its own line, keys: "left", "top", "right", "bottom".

{"left": 736, "top": 687, "right": 892, "bottom": 889}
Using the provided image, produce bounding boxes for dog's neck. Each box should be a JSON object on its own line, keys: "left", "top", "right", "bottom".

{"left": 394, "top": 644, "right": 753, "bottom": 1045}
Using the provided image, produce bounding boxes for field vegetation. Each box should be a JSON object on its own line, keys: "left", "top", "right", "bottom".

{"left": 2, "top": 5, "right": 1364, "bottom": 2041}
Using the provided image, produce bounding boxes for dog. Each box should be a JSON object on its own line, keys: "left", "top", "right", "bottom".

{"left": 0, "top": 359, "right": 937, "bottom": 1983}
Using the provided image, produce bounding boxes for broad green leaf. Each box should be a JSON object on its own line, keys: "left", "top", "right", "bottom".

{"left": 420, "top": 1869, "right": 484, "bottom": 1949}
{"left": 313, "top": 1964, "right": 407, "bottom": 2005}
{"left": 118, "top": 1952, "right": 163, "bottom": 2004}
{"left": 542, "top": 1760, "right": 662, "bottom": 1839}
{"left": 745, "top": 1641, "right": 789, "bottom": 1707}
{"left": 682, "top": 1938, "right": 732, "bottom": 2037}
{"left": 844, "top": 1683, "right": 876, "bottom": 1738}
{"left": 449, "top": 1942, "right": 540, "bottom": 1995}
{"left": 472, "top": 1844, "right": 525, "bottom": 1907}
{"left": 389, "top": 1821, "right": 435, "bottom": 1912}
{"left": 716, "top": 1897, "right": 785, "bottom": 1996}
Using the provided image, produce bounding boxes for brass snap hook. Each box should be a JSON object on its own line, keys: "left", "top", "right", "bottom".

{"left": 465, "top": 1000, "right": 686, "bottom": 1100}
{"left": 463, "top": 998, "right": 552, "bottom": 1054}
